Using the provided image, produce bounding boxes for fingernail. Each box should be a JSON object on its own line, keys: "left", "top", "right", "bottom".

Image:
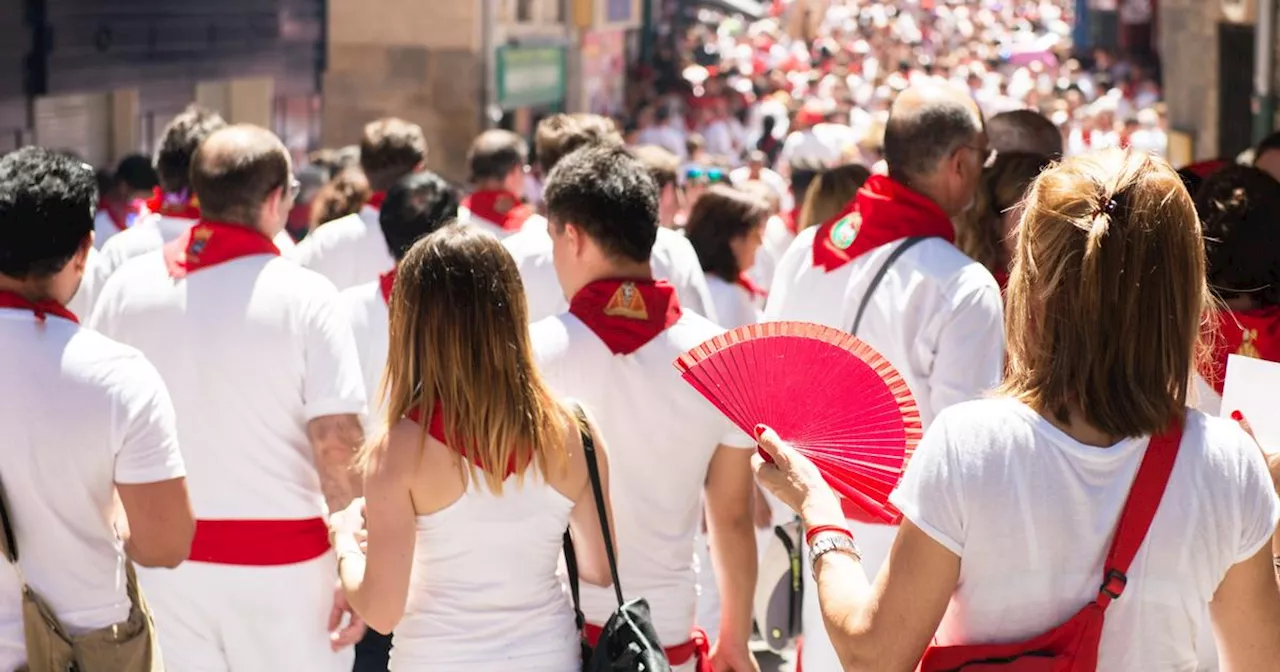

{"left": 754, "top": 424, "right": 766, "bottom": 438}
{"left": 1231, "top": 410, "right": 1244, "bottom": 422}
{"left": 757, "top": 446, "right": 775, "bottom": 464}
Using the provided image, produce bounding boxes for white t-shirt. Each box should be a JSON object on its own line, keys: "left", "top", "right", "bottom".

{"left": 531, "top": 311, "right": 754, "bottom": 646}
{"left": 339, "top": 280, "right": 390, "bottom": 429}
{"left": 745, "top": 215, "right": 795, "bottom": 293}
{"left": 66, "top": 246, "right": 103, "bottom": 320}
{"left": 90, "top": 252, "right": 367, "bottom": 520}
{"left": 93, "top": 210, "right": 128, "bottom": 250}
{"left": 503, "top": 216, "right": 720, "bottom": 324}
{"left": 293, "top": 206, "right": 396, "bottom": 291}
{"left": 891, "top": 398, "right": 1280, "bottom": 670}
{"left": 705, "top": 275, "right": 760, "bottom": 330}
{"left": 765, "top": 227, "right": 1004, "bottom": 426}
{"left": 778, "top": 124, "right": 858, "bottom": 170}
{"left": 0, "top": 308, "right": 184, "bottom": 670}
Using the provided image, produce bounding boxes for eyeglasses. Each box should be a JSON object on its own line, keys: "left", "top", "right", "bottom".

{"left": 684, "top": 166, "right": 726, "bottom": 183}
{"left": 965, "top": 145, "right": 998, "bottom": 169}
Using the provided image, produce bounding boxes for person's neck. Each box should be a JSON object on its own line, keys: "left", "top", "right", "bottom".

{"left": 569, "top": 261, "right": 653, "bottom": 298}
{"left": 474, "top": 180, "right": 511, "bottom": 194}
{"left": 889, "top": 171, "right": 955, "bottom": 217}
{"left": 0, "top": 275, "right": 54, "bottom": 303}
{"left": 1046, "top": 404, "right": 1123, "bottom": 448}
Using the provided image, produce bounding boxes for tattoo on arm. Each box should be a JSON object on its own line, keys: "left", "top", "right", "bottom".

{"left": 307, "top": 414, "right": 364, "bottom": 512}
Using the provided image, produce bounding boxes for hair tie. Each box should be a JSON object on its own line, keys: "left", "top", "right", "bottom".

{"left": 1096, "top": 196, "right": 1117, "bottom": 217}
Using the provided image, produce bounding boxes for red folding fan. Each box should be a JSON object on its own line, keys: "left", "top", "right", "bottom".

{"left": 675, "top": 322, "right": 921, "bottom": 523}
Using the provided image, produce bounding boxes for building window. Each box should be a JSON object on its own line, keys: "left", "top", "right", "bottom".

{"left": 517, "top": 0, "right": 533, "bottom": 22}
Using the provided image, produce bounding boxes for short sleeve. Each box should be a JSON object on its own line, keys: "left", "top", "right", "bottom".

{"left": 1232, "top": 429, "right": 1280, "bottom": 563}
{"left": 889, "top": 412, "right": 966, "bottom": 556}
{"left": 302, "top": 282, "right": 368, "bottom": 420}
{"left": 113, "top": 354, "right": 186, "bottom": 485}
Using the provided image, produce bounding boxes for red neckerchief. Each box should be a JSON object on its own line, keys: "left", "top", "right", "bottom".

{"left": 163, "top": 221, "right": 281, "bottom": 279}
{"left": 144, "top": 188, "right": 201, "bottom": 221}
{"left": 736, "top": 272, "right": 767, "bottom": 299}
{"left": 1201, "top": 306, "right": 1280, "bottom": 395}
{"left": 0, "top": 290, "right": 78, "bottom": 324}
{"left": 366, "top": 192, "right": 388, "bottom": 211}
{"left": 463, "top": 189, "right": 535, "bottom": 232}
{"left": 569, "top": 279, "right": 683, "bottom": 355}
{"left": 378, "top": 269, "right": 396, "bottom": 305}
{"left": 406, "top": 401, "right": 517, "bottom": 477}
{"left": 781, "top": 208, "right": 798, "bottom": 235}
{"left": 811, "top": 175, "right": 955, "bottom": 273}
{"left": 97, "top": 198, "right": 129, "bottom": 232}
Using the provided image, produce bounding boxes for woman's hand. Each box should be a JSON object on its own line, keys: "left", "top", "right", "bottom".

{"left": 751, "top": 425, "right": 843, "bottom": 525}
{"left": 328, "top": 497, "right": 367, "bottom": 553}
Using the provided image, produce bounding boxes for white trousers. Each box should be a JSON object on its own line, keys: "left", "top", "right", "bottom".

{"left": 138, "top": 554, "right": 354, "bottom": 672}
{"left": 800, "top": 521, "right": 899, "bottom": 672}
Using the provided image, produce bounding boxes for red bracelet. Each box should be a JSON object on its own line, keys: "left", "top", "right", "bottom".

{"left": 805, "top": 524, "right": 853, "bottom": 546}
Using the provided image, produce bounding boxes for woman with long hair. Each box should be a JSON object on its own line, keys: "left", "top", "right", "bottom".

{"left": 795, "top": 163, "right": 871, "bottom": 232}
{"left": 328, "top": 224, "right": 616, "bottom": 670}
{"left": 954, "top": 152, "right": 1051, "bottom": 289}
{"left": 310, "top": 167, "right": 372, "bottom": 231}
{"left": 755, "top": 149, "right": 1280, "bottom": 670}
{"left": 684, "top": 184, "right": 772, "bottom": 329}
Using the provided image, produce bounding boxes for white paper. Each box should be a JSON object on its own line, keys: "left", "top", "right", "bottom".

{"left": 1220, "top": 354, "right": 1280, "bottom": 450}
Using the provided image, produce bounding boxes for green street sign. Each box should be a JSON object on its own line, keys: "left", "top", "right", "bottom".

{"left": 496, "top": 46, "right": 567, "bottom": 109}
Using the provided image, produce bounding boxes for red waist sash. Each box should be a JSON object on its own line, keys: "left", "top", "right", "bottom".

{"left": 584, "top": 622, "right": 711, "bottom": 670}
{"left": 189, "top": 518, "right": 330, "bottom": 566}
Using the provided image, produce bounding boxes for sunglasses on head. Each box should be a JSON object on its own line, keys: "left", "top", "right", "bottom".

{"left": 684, "top": 166, "right": 726, "bottom": 183}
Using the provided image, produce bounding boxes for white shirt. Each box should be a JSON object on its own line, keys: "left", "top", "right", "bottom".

{"left": 90, "top": 252, "right": 367, "bottom": 520}
{"left": 531, "top": 310, "right": 754, "bottom": 646}
{"left": 891, "top": 398, "right": 1279, "bottom": 670}
{"left": 705, "top": 275, "right": 760, "bottom": 330}
{"left": 765, "top": 227, "right": 1004, "bottom": 426}
{"left": 339, "top": 280, "right": 390, "bottom": 429}
{"left": 636, "top": 124, "right": 688, "bottom": 161}
{"left": 292, "top": 206, "right": 396, "bottom": 291}
{"left": 745, "top": 215, "right": 796, "bottom": 293}
{"left": 502, "top": 216, "right": 720, "bottom": 324}
{"left": 66, "top": 247, "right": 104, "bottom": 320}
{"left": 778, "top": 124, "right": 858, "bottom": 170}
{"left": 0, "top": 308, "right": 184, "bottom": 670}
{"left": 93, "top": 210, "right": 131, "bottom": 250}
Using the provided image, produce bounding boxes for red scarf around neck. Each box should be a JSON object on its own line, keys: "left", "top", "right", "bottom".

{"left": 812, "top": 175, "right": 955, "bottom": 273}
{"left": 366, "top": 192, "right": 388, "bottom": 211}
{"left": 0, "top": 290, "right": 78, "bottom": 324}
{"left": 569, "top": 279, "right": 683, "bottom": 355}
{"left": 379, "top": 269, "right": 397, "bottom": 305}
{"left": 163, "top": 221, "right": 281, "bottom": 279}
{"left": 406, "top": 402, "right": 518, "bottom": 477}
{"left": 97, "top": 198, "right": 129, "bottom": 232}
{"left": 736, "top": 272, "right": 767, "bottom": 299}
{"left": 144, "top": 188, "right": 201, "bottom": 221}
{"left": 1202, "top": 306, "right": 1280, "bottom": 395}
{"left": 463, "top": 189, "right": 536, "bottom": 232}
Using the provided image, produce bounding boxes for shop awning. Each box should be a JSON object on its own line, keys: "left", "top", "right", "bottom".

{"left": 694, "top": 0, "right": 767, "bottom": 21}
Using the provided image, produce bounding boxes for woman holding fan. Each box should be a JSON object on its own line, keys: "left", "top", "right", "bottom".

{"left": 753, "top": 149, "right": 1280, "bottom": 670}
{"left": 327, "top": 225, "right": 617, "bottom": 670}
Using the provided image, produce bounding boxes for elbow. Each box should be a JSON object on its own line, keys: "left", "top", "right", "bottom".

{"left": 364, "top": 609, "right": 404, "bottom": 636}
{"left": 580, "top": 567, "right": 614, "bottom": 589}
{"left": 129, "top": 517, "right": 195, "bottom": 569}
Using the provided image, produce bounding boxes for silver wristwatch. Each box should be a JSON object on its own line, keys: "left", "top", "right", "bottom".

{"left": 809, "top": 533, "right": 862, "bottom": 575}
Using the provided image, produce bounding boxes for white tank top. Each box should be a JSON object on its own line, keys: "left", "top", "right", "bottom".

{"left": 389, "top": 469, "right": 580, "bottom": 671}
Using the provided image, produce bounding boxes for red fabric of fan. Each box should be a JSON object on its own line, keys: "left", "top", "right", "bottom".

{"left": 675, "top": 322, "right": 921, "bottom": 523}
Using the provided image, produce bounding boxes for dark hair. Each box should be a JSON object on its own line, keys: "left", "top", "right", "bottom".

{"left": 360, "top": 118, "right": 428, "bottom": 192}
{"left": 308, "top": 146, "right": 361, "bottom": 180}
{"left": 631, "top": 145, "right": 680, "bottom": 190}
{"left": 114, "top": 154, "right": 159, "bottom": 192}
{"left": 467, "top": 130, "right": 528, "bottom": 184}
{"left": 789, "top": 160, "right": 825, "bottom": 206}
{"left": 0, "top": 147, "right": 98, "bottom": 279}
{"left": 654, "top": 106, "right": 671, "bottom": 124}
{"left": 1194, "top": 165, "right": 1280, "bottom": 307}
{"left": 1254, "top": 130, "right": 1280, "bottom": 158}
{"left": 534, "top": 114, "right": 622, "bottom": 176}
{"left": 884, "top": 99, "right": 983, "bottom": 182}
{"left": 309, "top": 168, "right": 371, "bottom": 230}
{"left": 956, "top": 152, "right": 1051, "bottom": 273}
{"left": 988, "top": 110, "right": 1064, "bottom": 158}
{"left": 380, "top": 171, "right": 460, "bottom": 261}
{"left": 544, "top": 144, "right": 658, "bottom": 264}
{"left": 684, "top": 185, "right": 770, "bottom": 281}
{"left": 154, "top": 105, "right": 227, "bottom": 193}
{"left": 191, "top": 125, "right": 292, "bottom": 225}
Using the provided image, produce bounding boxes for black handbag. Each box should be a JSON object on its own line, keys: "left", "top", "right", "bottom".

{"left": 563, "top": 405, "right": 671, "bottom": 672}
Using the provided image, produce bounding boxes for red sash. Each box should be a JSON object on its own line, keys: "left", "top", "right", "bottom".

{"left": 144, "top": 188, "right": 201, "bottom": 221}
{"left": 462, "top": 189, "right": 536, "bottom": 233}
{"left": 189, "top": 518, "right": 330, "bottom": 566}
{"left": 406, "top": 402, "right": 518, "bottom": 477}
{"left": 0, "top": 291, "right": 78, "bottom": 324}
{"left": 1201, "top": 306, "right": 1280, "bottom": 395}
{"left": 163, "top": 221, "right": 281, "bottom": 279}
{"left": 583, "top": 623, "right": 711, "bottom": 670}
{"left": 811, "top": 175, "right": 955, "bottom": 273}
{"left": 367, "top": 191, "right": 388, "bottom": 211}
{"left": 97, "top": 198, "right": 129, "bottom": 232}
{"left": 379, "top": 269, "right": 397, "bottom": 305}
{"left": 569, "top": 279, "right": 683, "bottom": 355}
{"left": 736, "top": 272, "right": 767, "bottom": 299}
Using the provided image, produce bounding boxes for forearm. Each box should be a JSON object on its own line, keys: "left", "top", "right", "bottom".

{"left": 708, "top": 510, "right": 758, "bottom": 645}
{"left": 308, "top": 415, "right": 364, "bottom": 512}
{"left": 802, "top": 503, "right": 879, "bottom": 671}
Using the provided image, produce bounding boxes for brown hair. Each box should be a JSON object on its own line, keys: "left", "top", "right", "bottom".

{"left": 360, "top": 118, "right": 428, "bottom": 192}
{"left": 631, "top": 144, "right": 680, "bottom": 191}
{"left": 154, "top": 105, "right": 227, "bottom": 194}
{"left": 797, "top": 163, "right": 871, "bottom": 230}
{"left": 1001, "top": 149, "right": 1207, "bottom": 438}
{"left": 309, "top": 168, "right": 372, "bottom": 230}
{"left": 956, "top": 152, "right": 1051, "bottom": 274}
{"left": 534, "top": 114, "right": 622, "bottom": 176}
{"left": 684, "top": 185, "right": 770, "bottom": 282}
{"left": 361, "top": 224, "right": 570, "bottom": 492}
{"left": 191, "top": 125, "right": 291, "bottom": 225}
{"left": 467, "top": 129, "right": 528, "bottom": 183}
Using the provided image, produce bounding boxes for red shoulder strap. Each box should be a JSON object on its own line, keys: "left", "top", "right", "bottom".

{"left": 1096, "top": 417, "right": 1183, "bottom": 609}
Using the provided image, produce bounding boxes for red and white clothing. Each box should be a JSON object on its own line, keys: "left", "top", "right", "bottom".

{"left": 744, "top": 214, "right": 796, "bottom": 293}
{"left": 293, "top": 203, "right": 396, "bottom": 291}
{"left": 764, "top": 175, "right": 1004, "bottom": 672}
{"left": 457, "top": 189, "right": 538, "bottom": 239}
{"left": 89, "top": 221, "right": 366, "bottom": 672}
{"left": 705, "top": 274, "right": 763, "bottom": 330}
{"left": 0, "top": 293, "right": 185, "bottom": 671}
{"left": 503, "top": 216, "right": 719, "bottom": 324}
{"left": 531, "top": 279, "right": 754, "bottom": 671}
{"left": 339, "top": 270, "right": 396, "bottom": 428}
{"left": 1193, "top": 306, "right": 1280, "bottom": 416}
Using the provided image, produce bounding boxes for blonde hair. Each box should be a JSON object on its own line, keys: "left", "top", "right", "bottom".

{"left": 797, "top": 163, "right": 871, "bottom": 231}
{"left": 1001, "top": 149, "right": 1208, "bottom": 438}
{"left": 956, "top": 152, "right": 1050, "bottom": 273}
{"left": 359, "top": 224, "right": 570, "bottom": 491}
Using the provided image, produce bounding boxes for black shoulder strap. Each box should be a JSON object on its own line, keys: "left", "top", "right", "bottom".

{"left": 0, "top": 477, "right": 17, "bottom": 564}
{"left": 563, "top": 404, "right": 625, "bottom": 620}
{"left": 849, "top": 236, "right": 930, "bottom": 336}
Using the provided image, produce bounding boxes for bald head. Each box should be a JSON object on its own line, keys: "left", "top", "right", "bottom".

{"left": 884, "top": 83, "right": 985, "bottom": 182}
{"left": 191, "top": 124, "right": 291, "bottom": 225}
{"left": 988, "top": 109, "right": 1063, "bottom": 158}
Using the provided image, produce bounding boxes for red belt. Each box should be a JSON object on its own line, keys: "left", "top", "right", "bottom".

{"left": 584, "top": 623, "right": 712, "bottom": 670}
{"left": 189, "top": 518, "right": 331, "bottom": 566}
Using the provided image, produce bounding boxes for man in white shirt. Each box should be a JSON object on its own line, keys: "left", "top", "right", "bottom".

{"left": 635, "top": 105, "right": 688, "bottom": 161}
{"left": 503, "top": 113, "right": 719, "bottom": 323}
{"left": 765, "top": 82, "right": 1005, "bottom": 672}
{"left": 91, "top": 126, "right": 368, "bottom": 671}
{"left": 0, "top": 147, "right": 194, "bottom": 671}
{"left": 456, "top": 130, "right": 536, "bottom": 238}
{"left": 531, "top": 144, "right": 759, "bottom": 672}
{"left": 294, "top": 117, "right": 428, "bottom": 290}
{"left": 92, "top": 154, "right": 156, "bottom": 249}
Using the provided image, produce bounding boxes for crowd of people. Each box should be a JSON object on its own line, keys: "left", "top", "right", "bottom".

{"left": 5, "top": 2, "right": 1280, "bottom": 672}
